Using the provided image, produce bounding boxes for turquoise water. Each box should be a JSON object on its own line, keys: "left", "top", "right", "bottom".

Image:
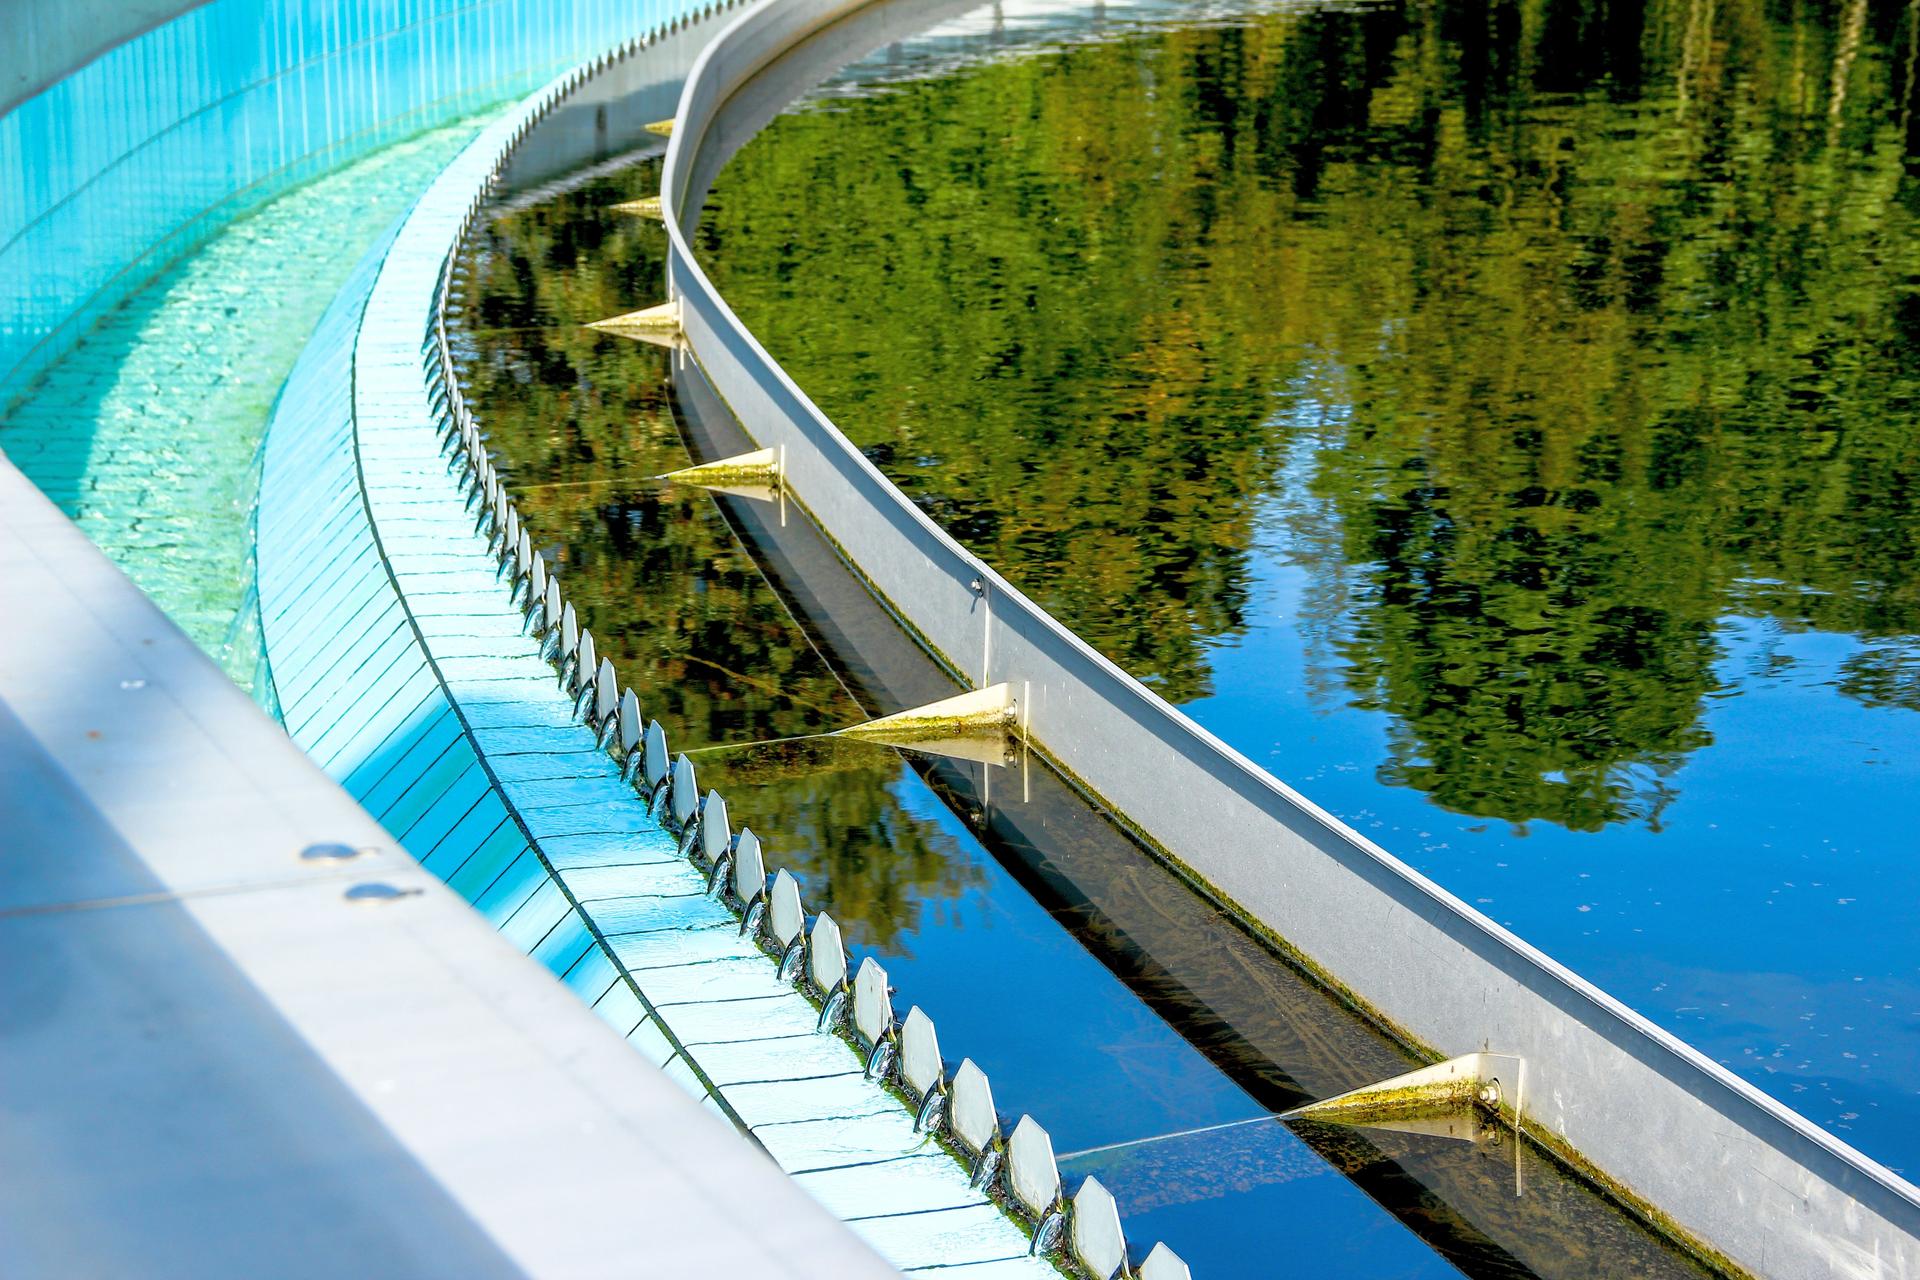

{"left": 2, "top": 0, "right": 695, "bottom": 392}
{"left": 0, "top": 119, "right": 485, "bottom": 683}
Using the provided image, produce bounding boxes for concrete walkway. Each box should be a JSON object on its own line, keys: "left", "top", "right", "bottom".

{"left": 0, "top": 453, "right": 899, "bottom": 1280}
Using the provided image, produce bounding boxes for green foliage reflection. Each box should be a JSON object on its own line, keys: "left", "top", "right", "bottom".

{"left": 452, "top": 162, "right": 981, "bottom": 945}
{"left": 698, "top": 0, "right": 1920, "bottom": 830}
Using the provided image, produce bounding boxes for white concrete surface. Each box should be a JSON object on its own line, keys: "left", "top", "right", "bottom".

{"left": 0, "top": 453, "right": 899, "bottom": 1280}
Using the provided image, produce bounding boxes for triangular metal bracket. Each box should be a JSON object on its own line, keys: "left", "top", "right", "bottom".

{"left": 587, "top": 300, "right": 681, "bottom": 348}
{"left": 1336, "top": 1112, "right": 1486, "bottom": 1144}
{"left": 1282, "top": 1052, "right": 1523, "bottom": 1126}
{"left": 611, "top": 195, "right": 665, "bottom": 220}
{"left": 658, "top": 446, "right": 783, "bottom": 496}
{"left": 836, "top": 684, "right": 1016, "bottom": 746}
{"left": 889, "top": 735, "right": 1019, "bottom": 767}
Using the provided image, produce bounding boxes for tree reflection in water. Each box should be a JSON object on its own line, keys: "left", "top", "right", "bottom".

{"left": 454, "top": 0, "right": 1920, "bottom": 1166}
{"left": 697, "top": 0, "right": 1920, "bottom": 833}
{"left": 452, "top": 169, "right": 983, "bottom": 948}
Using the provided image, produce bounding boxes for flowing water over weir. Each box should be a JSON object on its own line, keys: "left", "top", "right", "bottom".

{"left": 450, "top": 27, "right": 1743, "bottom": 1275}
{"left": 688, "top": 0, "right": 1920, "bottom": 1173}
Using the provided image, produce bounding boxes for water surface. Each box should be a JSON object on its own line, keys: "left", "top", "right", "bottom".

{"left": 693, "top": 0, "right": 1920, "bottom": 1168}
{"left": 454, "top": 27, "right": 1723, "bottom": 1269}
{"left": 0, "top": 119, "right": 486, "bottom": 685}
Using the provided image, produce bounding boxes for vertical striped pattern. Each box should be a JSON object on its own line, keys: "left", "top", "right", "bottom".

{"left": 2, "top": 0, "right": 680, "bottom": 397}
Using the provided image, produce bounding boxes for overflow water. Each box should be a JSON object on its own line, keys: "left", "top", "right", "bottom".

{"left": 687, "top": 0, "right": 1920, "bottom": 1178}
{"left": 457, "top": 58, "right": 1718, "bottom": 1280}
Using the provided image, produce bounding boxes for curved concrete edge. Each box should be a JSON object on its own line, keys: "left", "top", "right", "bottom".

{"left": 651, "top": 1, "right": 1920, "bottom": 1275}
{"left": 255, "top": 17, "right": 1063, "bottom": 1278}
{"left": 358, "top": 27, "right": 1066, "bottom": 1277}
{"left": 252, "top": 26, "right": 768, "bottom": 1127}
{"left": 0, "top": 454, "right": 893, "bottom": 1279}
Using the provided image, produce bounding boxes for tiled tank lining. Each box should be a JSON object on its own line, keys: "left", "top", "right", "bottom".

{"left": 0, "top": 119, "right": 486, "bottom": 682}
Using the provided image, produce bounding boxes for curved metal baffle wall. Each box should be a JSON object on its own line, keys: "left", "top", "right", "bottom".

{"left": 253, "top": 12, "right": 1191, "bottom": 1279}
{"left": 626, "top": 0, "right": 1920, "bottom": 1276}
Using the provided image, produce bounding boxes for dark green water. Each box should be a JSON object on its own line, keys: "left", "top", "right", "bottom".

{"left": 693, "top": 0, "right": 1920, "bottom": 1170}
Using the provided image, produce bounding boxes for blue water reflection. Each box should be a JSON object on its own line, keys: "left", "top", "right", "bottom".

{"left": 867, "top": 766, "right": 1268, "bottom": 1147}
{"left": 1192, "top": 415, "right": 1920, "bottom": 1160}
